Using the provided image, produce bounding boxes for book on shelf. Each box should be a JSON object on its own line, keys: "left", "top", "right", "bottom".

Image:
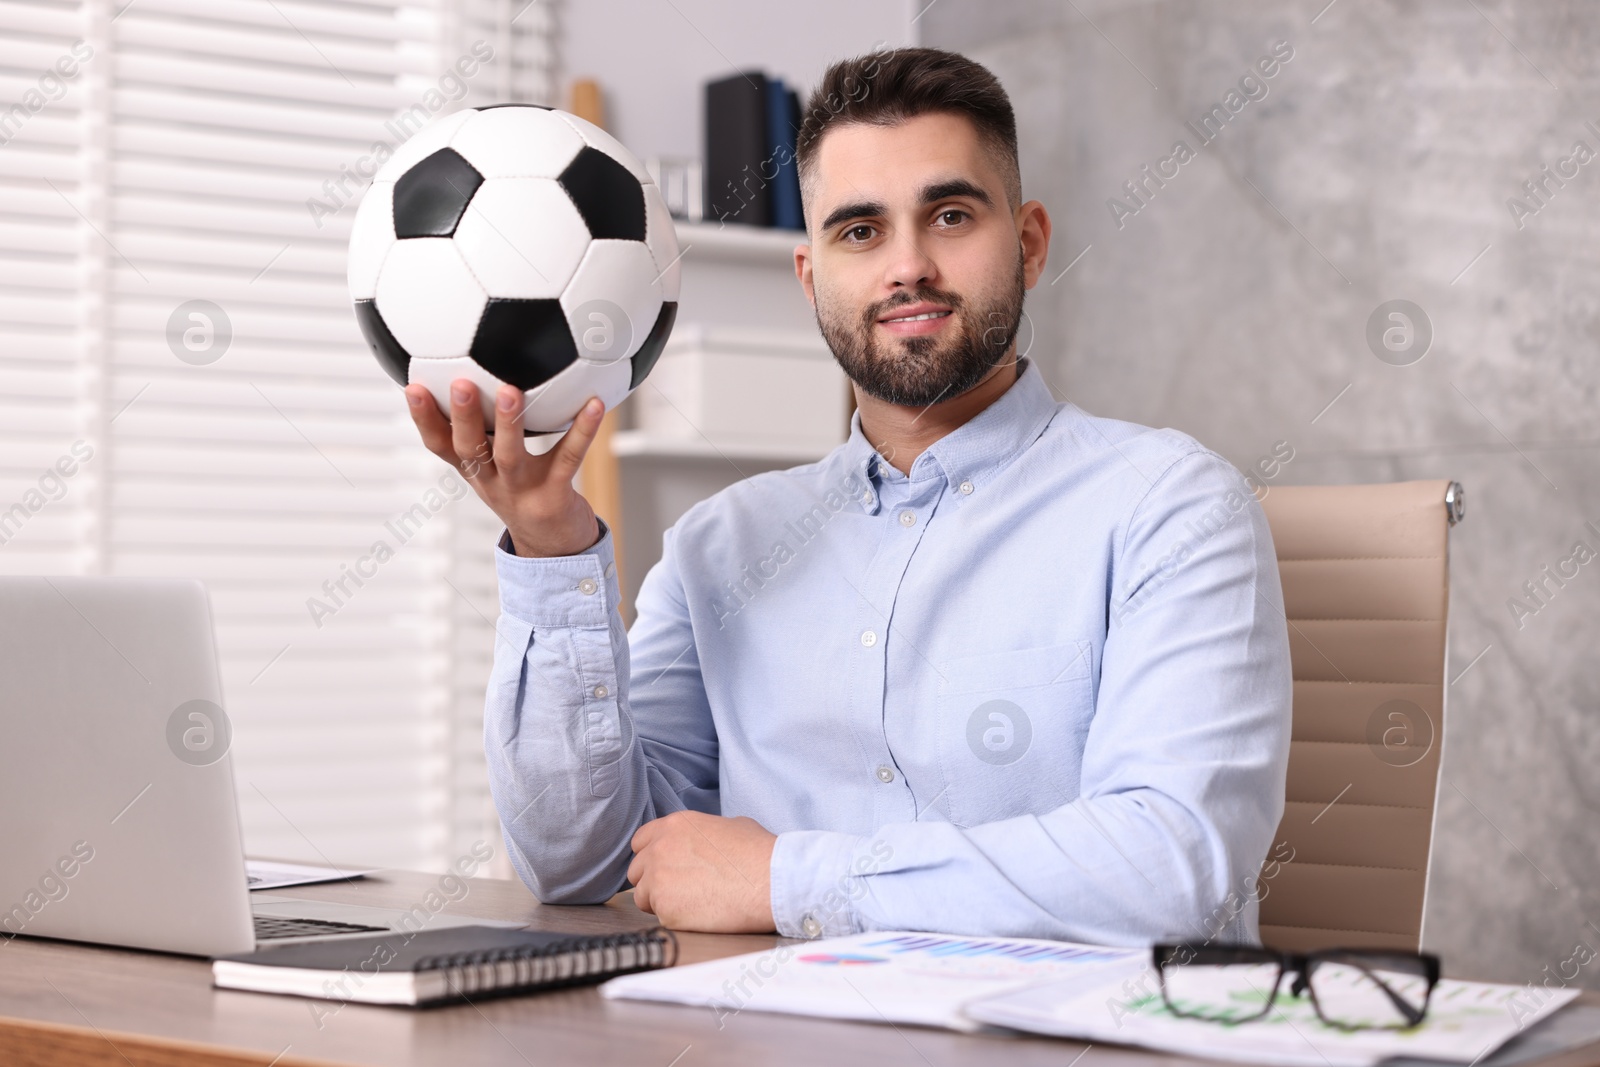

{"left": 766, "top": 76, "right": 804, "bottom": 231}
{"left": 705, "top": 70, "right": 770, "bottom": 227}
{"left": 704, "top": 69, "right": 805, "bottom": 231}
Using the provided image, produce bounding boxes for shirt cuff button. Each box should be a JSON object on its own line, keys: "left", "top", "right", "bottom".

{"left": 577, "top": 578, "right": 598, "bottom": 595}
{"left": 801, "top": 914, "right": 822, "bottom": 938}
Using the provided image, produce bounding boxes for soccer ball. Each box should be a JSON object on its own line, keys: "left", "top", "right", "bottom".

{"left": 347, "top": 104, "right": 680, "bottom": 435}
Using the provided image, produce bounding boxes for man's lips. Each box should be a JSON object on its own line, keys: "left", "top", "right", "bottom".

{"left": 877, "top": 302, "right": 953, "bottom": 323}
{"left": 877, "top": 303, "right": 954, "bottom": 336}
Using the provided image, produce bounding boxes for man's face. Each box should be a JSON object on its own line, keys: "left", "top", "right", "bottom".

{"left": 798, "top": 112, "right": 1025, "bottom": 409}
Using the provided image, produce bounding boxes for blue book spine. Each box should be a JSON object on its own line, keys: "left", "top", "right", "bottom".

{"left": 766, "top": 78, "right": 803, "bottom": 230}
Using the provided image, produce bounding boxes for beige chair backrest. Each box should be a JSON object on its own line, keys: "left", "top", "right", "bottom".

{"left": 1256, "top": 480, "right": 1463, "bottom": 952}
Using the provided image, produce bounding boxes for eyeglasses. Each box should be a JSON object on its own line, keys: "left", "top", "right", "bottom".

{"left": 1152, "top": 943, "right": 1441, "bottom": 1031}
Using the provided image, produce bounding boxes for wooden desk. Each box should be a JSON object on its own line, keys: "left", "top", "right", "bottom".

{"left": 1, "top": 868, "right": 1595, "bottom": 1067}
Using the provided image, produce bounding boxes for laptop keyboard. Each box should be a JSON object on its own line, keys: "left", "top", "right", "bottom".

{"left": 254, "top": 915, "right": 387, "bottom": 940}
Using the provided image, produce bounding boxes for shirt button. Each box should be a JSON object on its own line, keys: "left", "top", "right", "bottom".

{"left": 801, "top": 914, "right": 822, "bottom": 938}
{"left": 860, "top": 491, "right": 873, "bottom": 506}
{"left": 860, "top": 630, "right": 877, "bottom": 647}
{"left": 875, "top": 765, "right": 895, "bottom": 784}
{"left": 577, "top": 578, "right": 598, "bottom": 595}
{"left": 593, "top": 684, "right": 608, "bottom": 698}
{"left": 959, "top": 480, "right": 974, "bottom": 495}
{"left": 898, "top": 510, "right": 916, "bottom": 527}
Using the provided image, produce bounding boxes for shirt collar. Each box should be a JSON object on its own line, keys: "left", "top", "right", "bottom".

{"left": 840, "top": 357, "right": 1058, "bottom": 512}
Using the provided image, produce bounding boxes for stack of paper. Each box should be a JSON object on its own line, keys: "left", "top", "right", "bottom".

{"left": 604, "top": 930, "right": 1589, "bottom": 1065}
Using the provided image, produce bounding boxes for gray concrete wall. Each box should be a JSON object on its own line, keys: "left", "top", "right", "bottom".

{"left": 923, "top": 0, "right": 1600, "bottom": 987}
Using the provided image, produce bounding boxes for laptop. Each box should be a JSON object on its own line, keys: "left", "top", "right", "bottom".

{"left": 0, "top": 576, "right": 520, "bottom": 957}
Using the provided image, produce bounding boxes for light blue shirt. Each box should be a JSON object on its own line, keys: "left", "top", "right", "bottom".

{"left": 485, "top": 357, "right": 1292, "bottom": 946}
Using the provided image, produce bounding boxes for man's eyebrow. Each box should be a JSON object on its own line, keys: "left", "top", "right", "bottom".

{"left": 918, "top": 178, "right": 993, "bottom": 209}
{"left": 819, "top": 198, "right": 887, "bottom": 234}
{"left": 818, "top": 177, "right": 995, "bottom": 236}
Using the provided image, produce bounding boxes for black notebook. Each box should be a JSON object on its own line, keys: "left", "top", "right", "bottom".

{"left": 212, "top": 925, "right": 677, "bottom": 1006}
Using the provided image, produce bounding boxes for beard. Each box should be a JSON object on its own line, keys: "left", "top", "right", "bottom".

{"left": 815, "top": 248, "right": 1026, "bottom": 408}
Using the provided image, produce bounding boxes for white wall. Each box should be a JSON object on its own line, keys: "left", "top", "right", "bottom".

{"left": 561, "top": 0, "right": 919, "bottom": 164}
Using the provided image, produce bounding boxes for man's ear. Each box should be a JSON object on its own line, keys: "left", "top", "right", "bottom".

{"left": 1017, "top": 200, "right": 1053, "bottom": 289}
{"left": 794, "top": 242, "right": 815, "bottom": 309}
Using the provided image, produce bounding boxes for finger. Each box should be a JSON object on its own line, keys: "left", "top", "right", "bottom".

{"left": 405, "top": 385, "right": 461, "bottom": 465}
{"left": 491, "top": 384, "right": 530, "bottom": 473}
{"left": 632, "top": 876, "right": 654, "bottom": 915}
{"left": 626, "top": 851, "right": 643, "bottom": 887}
{"left": 631, "top": 818, "right": 660, "bottom": 853}
{"left": 546, "top": 397, "right": 605, "bottom": 482}
{"left": 448, "top": 380, "right": 494, "bottom": 481}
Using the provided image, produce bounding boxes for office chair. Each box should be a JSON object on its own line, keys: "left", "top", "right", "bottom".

{"left": 1255, "top": 479, "right": 1465, "bottom": 952}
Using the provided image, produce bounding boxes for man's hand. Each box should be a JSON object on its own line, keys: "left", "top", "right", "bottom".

{"left": 627, "top": 812, "right": 777, "bottom": 933}
{"left": 405, "top": 379, "right": 605, "bottom": 558}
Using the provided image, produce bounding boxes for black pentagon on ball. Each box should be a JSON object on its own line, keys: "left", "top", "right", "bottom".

{"left": 353, "top": 300, "right": 410, "bottom": 386}
{"left": 393, "top": 148, "right": 483, "bottom": 238}
{"left": 559, "top": 146, "right": 646, "bottom": 241}
{"left": 630, "top": 301, "right": 677, "bottom": 390}
{"left": 484, "top": 426, "right": 557, "bottom": 439}
{"left": 471, "top": 298, "right": 579, "bottom": 390}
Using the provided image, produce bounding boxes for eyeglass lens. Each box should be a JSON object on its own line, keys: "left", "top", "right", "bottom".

{"left": 1305, "top": 955, "right": 1431, "bottom": 1029}
{"left": 1161, "top": 957, "right": 1282, "bottom": 1023}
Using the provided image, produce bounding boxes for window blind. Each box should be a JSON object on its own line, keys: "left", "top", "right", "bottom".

{"left": 0, "top": 0, "right": 556, "bottom": 876}
{"left": 0, "top": 0, "right": 94, "bottom": 573}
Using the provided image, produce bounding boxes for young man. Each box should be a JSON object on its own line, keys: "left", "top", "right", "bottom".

{"left": 405, "top": 47, "right": 1292, "bottom": 946}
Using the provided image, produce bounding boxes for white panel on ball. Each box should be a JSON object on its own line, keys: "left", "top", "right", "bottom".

{"left": 448, "top": 107, "right": 584, "bottom": 180}
{"left": 520, "top": 354, "right": 633, "bottom": 433}
{"left": 374, "top": 239, "right": 487, "bottom": 358}
{"left": 372, "top": 109, "right": 475, "bottom": 185}
{"left": 560, "top": 240, "right": 662, "bottom": 366}
{"left": 643, "top": 190, "right": 682, "bottom": 303}
{"left": 406, "top": 355, "right": 513, "bottom": 429}
{"left": 454, "top": 178, "right": 590, "bottom": 299}
{"left": 552, "top": 111, "right": 652, "bottom": 184}
{"left": 346, "top": 181, "right": 395, "bottom": 300}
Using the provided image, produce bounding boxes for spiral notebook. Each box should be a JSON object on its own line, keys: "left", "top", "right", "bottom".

{"left": 212, "top": 925, "right": 677, "bottom": 1006}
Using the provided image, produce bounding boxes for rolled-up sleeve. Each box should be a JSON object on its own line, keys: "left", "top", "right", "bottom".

{"left": 485, "top": 519, "right": 720, "bottom": 904}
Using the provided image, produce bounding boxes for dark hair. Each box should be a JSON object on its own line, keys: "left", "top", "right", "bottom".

{"left": 795, "top": 46, "right": 1021, "bottom": 226}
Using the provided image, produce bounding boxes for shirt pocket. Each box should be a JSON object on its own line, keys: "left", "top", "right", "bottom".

{"left": 935, "top": 639, "right": 1096, "bottom": 827}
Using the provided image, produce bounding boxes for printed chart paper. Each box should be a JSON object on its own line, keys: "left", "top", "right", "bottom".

{"left": 602, "top": 931, "right": 1140, "bottom": 1031}
{"left": 965, "top": 966, "right": 1582, "bottom": 1066}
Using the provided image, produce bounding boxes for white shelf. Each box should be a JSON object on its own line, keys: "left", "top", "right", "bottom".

{"left": 611, "top": 429, "right": 831, "bottom": 464}
{"left": 671, "top": 220, "right": 808, "bottom": 265}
